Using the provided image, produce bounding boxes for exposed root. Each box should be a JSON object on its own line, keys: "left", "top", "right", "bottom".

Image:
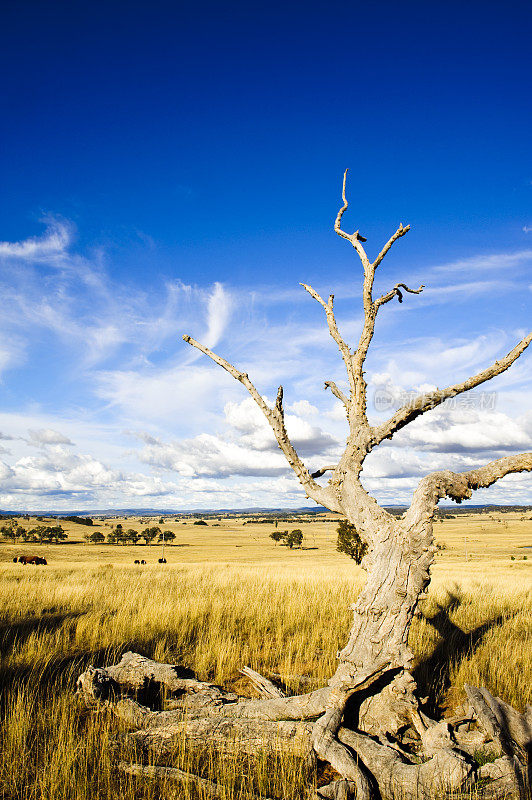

{"left": 316, "top": 779, "right": 357, "bottom": 799}
{"left": 118, "top": 761, "right": 274, "bottom": 800}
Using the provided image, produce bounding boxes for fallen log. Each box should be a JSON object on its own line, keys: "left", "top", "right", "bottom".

{"left": 76, "top": 654, "right": 330, "bottom": 721}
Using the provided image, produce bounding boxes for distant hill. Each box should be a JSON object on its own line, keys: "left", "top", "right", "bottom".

{"left": 1, "top": 504, "right": 531, "bottom": 518}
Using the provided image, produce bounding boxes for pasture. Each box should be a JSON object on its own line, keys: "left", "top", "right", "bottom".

{"left": 0, "top": 511, "right": 531, "bottom": 799}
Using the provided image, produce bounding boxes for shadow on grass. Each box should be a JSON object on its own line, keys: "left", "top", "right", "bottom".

{"left": 0, "top": 610, "right": 187, "bottom": 711}
{"left": 0, "top": 612, "right": 83, "bottom": 653}
{"left": 413, "top": 590, "right": 510, "bottom": 716}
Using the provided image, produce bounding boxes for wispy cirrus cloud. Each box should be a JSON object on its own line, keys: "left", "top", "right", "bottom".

{"left": 0, "top": 218, "right": 72, "bottom": 261}
{"left": 430, "top": 249, "right": 532, "bottom": 273}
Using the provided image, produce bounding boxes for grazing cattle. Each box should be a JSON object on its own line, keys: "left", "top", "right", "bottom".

{"left": 15, "top": 555, "right": 47, "bottom": 565}
{"left": 134, "top": 560, "right": 140, "bottom": 564}
{"left": 140, "top": 560, "right": 146, "bottom": 565}
{"left": 158, "top": 558, "right": 167, "bottom": 564}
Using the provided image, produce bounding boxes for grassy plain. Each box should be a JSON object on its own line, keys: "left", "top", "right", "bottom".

{"left": 0, "top": 511, "right": 531, "bottom": 799}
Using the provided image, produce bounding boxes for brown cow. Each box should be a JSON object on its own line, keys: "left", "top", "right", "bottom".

{"left": 14, "top": 555, "right": 47, "bottom": 565}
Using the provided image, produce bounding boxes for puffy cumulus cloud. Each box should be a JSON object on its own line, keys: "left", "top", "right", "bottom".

{"left": 130, "top": 398, "right": 340, "bottom": 480}
{"left": 4, "top": 447, "right": 119, "bottom": 492}
{"left": 0, "top": 461, "right": 14, "bottom": 480}
{"left": 27, "top": 428, "right": 74, "bottom": 447}
{"left": 0, "top": 445, "right": 181, "bottom": 508}
{"left": 137, "top": 432, "right": 288, "bottom": 478}
{"left": 223, "top": 397, "right": 338, "bottom": 456}
{"left": 391, "top": 407, "right": 532, "bottom": 454}
{"left": 288, "top": 400, "right": 318, "bottom": 416}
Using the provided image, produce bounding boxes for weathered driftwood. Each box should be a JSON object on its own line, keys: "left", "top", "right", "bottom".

{"left": 317, "top": 779, "right": 357, "bottom": 800}
{"left": 74, "top": 172, "right": 532, "bottom": 798}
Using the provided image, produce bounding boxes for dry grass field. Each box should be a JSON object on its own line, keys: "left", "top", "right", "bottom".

{"left": 0, "top": 511, "right": 531, "bottom": 799}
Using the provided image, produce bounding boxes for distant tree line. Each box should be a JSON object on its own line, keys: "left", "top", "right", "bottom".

{"left": 1, "top": 521, "right": 67, "bottom": 544}
{"left": 87, "top": 524, "right": 177, "bottom": 545}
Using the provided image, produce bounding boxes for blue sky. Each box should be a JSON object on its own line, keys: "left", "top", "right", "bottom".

{"left": 0, "top": 0, "right": 531, "bottom": 510}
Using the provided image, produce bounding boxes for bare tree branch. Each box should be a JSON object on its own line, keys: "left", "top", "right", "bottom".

{"left": 331, "top": 171, "right": 415, "bottom": 424}
{"left": 373, "top": 223, "right": 411, "bottom": 270}
{"left": 182, "top": 335, "right": 342, "bottom": 510}
{"left": 324, "top": 380, "right": 349, "bottom": 409}
{"left": 373, "top": 332, "right": 532, "bottom": 446}
{"left": 333, "top": 169, "right": 370, "bottom": 268}
{"left": 311, "top": 465, "right": 337, "bottom": 479}
{"left": 300, "top": 284, "right": 355, "bottom": 395}
{"left": 275, "top": 385, "right": 284, "bottom": 420}
{"left": 375, "top": 282, "right": 425, "bottom": 309}
{"left": 406, "top": 453, "right": 532, "bottom": 527}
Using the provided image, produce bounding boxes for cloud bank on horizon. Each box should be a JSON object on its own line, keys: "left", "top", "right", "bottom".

{"left": 0, "top": 216, "right": 530, "bottom": 511}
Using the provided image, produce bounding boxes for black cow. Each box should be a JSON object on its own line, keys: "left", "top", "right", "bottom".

{"left": 140, "top": 559, "right": 146, "bottom": 565}
{"left": 134, "top": 560, "right": 140, "bottom": 564}
{"left": 158, "top": 558, "right": 167, "bottom": 564}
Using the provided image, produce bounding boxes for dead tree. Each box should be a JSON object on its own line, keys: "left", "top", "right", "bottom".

{"left": 77, "top": 173, "right": 532, "bottom": 799}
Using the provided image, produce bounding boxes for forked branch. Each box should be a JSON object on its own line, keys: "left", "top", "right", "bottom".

{"left": 373, "top": 223, "right": 411, "bottom": 270}
{"left": 332, "top": 170, "right": 418, "bottom": 423}
{"left": 375, "top": 282, "right": 425, "bottom": 309}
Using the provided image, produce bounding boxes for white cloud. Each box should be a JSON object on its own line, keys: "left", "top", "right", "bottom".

{"left": 27, "top": 428, "right": 74, "bottom": 447}
{"left": 0, "top": 216, "right": 530, "bottom": 509}
{"left": 391, "top": 407, "right": 532, "bottom": 454}
{"left": 289, "top": 400, "right": 318, "bottom": 416}
{"left": 431, "top": 250, "right": 532, "bottom": 274}
{"left": 203, "top": 282, "right": 233, "bottom": 348}
{"left": 0, "top": 219, "right": 72, "bottom": 261}
{"left": 130, "top": 397, "right": 339, "bottom": 480}
{"left": 136, "top": 432, "right": 288, "bottom": 478}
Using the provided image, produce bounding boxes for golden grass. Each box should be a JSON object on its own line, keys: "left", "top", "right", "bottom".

{"left": 0, "top": 513, "right": 531, "bottom": 799}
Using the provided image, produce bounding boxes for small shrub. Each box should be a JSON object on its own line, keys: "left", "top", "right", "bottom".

{"left": 336, "top": 520, "right": 367, "bottom": 564}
